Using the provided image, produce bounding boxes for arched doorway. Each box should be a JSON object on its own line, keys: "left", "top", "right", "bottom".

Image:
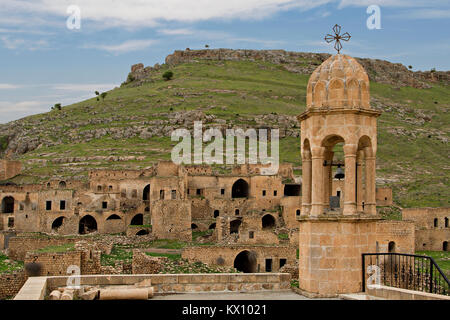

{"left": 262, "top": 214, "right": 275, "bottom": 230}
{"left": 191, "top": 224, "right": 198, "bottom": 230}
{"left": 143, "top": 184, "right": 150, "bottom": 201}
{"left": 59, "top": 181, "right": 66, "bottom": 189}
{"left": 233, "top": 250, "right": 257, "bottom": 273}
{"left": 232, "top": 179, "right": 249, "bottom": 198}
{"left": 106, "top": 214, "right": 121, "bottom": 220}
{"left": 1, "top": 196, "right": 14, "bottom": 213}
{"left": 130, "top": 214, "right": 143, "bottom": 226}
{"left": 52, "top": 216, "right": 65, "bottom": 231}
{"left": 230, "top": 219, "right": 241, "bottom": 234}
{"left": 79, "top": 215, "right": 97, "bottom": 234}
{"left": 388, "top": 241, "right": 396, "bottom": 253}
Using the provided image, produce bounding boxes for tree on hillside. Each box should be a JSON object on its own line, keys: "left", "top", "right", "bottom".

{"left": 52, "top": 103, "right": 62, "bottom": 111}
{"left": 95, "top": 91, "right": 100, "bottom": 101}
{"left": 163, "top": 71, "right": 174, "bottom": 81}
{"left": 100, "top": 92, "right": 107, "bottom": 101}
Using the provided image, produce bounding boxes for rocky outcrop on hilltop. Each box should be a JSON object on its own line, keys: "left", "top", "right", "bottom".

{"left": 145, "top": 48, "right": 446, "bottom": 89}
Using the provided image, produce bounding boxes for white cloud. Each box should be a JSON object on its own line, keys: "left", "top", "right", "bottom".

{"left": 83, "top": 39, "right": 157, "bottom": 54}
{"left": 0, "top": 35, "right": 49, "bottom": 50}
{"left": 0, "top": 84, "right": 22, "bottom": 89}
{"left": 158, "top": 28, "right": 195, "bottom": 35}
{"left": 388, "top": 8, "right": 450, "bottom": 19}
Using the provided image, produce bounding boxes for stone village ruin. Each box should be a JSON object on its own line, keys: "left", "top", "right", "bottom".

{"left": 0, "top": 50, "right": 448, "bottom": 300}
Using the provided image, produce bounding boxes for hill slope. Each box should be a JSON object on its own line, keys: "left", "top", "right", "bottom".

{"left": 0, "top": 49, "right": 448, "bottom": 208}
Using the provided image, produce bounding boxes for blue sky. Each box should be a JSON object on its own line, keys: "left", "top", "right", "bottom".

{"left": 0, "top": 0, "right": 449, "bottom": 123}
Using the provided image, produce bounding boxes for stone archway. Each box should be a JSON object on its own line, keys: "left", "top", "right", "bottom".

{"left": 51, "top": 216, "right": 65, "bottom": 231}
{"left": 79, "top": 215, "right": 97, "bottom": 234}
{"left": 232, "top": 179, "right": 249, "bottom": 198}
{"left": 262, "top": 214, "right": 275, "bottom": 229}
{"left": 1, "top": 196, "right": 14, "bottom": 213}
{"left": 233, "top": 250, "right": 257, "bottom": 273}
{"left": 130, "top": 214, "right": 143, "bottom": 226}
{"left": 143, "top": 184, "right": 150, "bottom": 201}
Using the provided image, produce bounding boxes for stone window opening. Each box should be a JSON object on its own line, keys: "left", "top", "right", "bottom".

{"left": 221, "top": 189, "right": 225, "bottom": 195}
{"left": 19, "top": 203, "right": 24, "bottom": 211}
{"left": 160, "top": 190, "right": 164, "bottom": 200}
{"left": 284, "top": 184, "right": 301, "bottom": 197}
{"left": 445, "top": 217, "right": 449, "bottom": 228}
{"left": 337, "top": 190, "right": 341, "bottom": 197}
{"left": 249, "top": 231, "right": 254, "bottom": 239}
{"left": 109, "top": 185, "right": 113, "bottom": 191}
{"left": 274, "top": 190, "right": 277, "bottom": 196}
{"left": 232, "top": 179, "right": 249, "bottom": 198}
{"left": 8, "top": 217, "right": 14, "bottom": 228}
{"left": 1, "top": 196, "right": 15, "bottom": 213}
{"left": 296, "top": 209, "right": 301, "bottom": 216}
{"left": 143, "top": 185, "right": 150, "bottom": 201}
{"left": 434, "top": 218, "right": 438, "bottom": 228}
{"left": 102, "top": 201, "right": 107, "bottom": 209}
{"left": 444, "top": 241, "right": 448, "bottom": 252}
{"left": 388, "top": 241, "right": 396, "bottom": 253}
{"left": 59, "top": 181, "right": 66, "bottom": 189}
{"left": 46, "top": 200, "right": 52, "bottom": 211}
{"left": 171, "top": 190, "right": 177, "bottom": 200}
{"left": 262, "top": 214, "right": 276, "bottom": 230}
{"left": 191, "top": 224, "right": 198, "bottom": 230}
{"left": 230, "top": 219, "right": 241, "bottom": 234}
{"left": 279, "top": 258, "right": 287, "bottom": 269}
{"left": 60, "top": 200, "right": 66, "bottom": 210}
{"left": 235, "top": 209, "right": 240, "bottom": 216}
{"left": 262, "top": 190, "right": 266, "bottom": 197}
{"left": 265, "top": 259, "right": 273, "bottom": 272}
{"left": 97, "top": 185, "right": 102, "bottom": 192}
{"left": 214, "top": 210, "right": 219, "bottom": 218}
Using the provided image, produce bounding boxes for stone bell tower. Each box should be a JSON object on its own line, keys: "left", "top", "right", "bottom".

{"left": 297, "top": 51, "right": 382, "bottom": 295}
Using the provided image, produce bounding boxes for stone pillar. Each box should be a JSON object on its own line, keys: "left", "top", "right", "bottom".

{"left": 323, "top": 150, "right": 334, "bottom": 210}
{"left": 364, "top": 147, "right": 377, "bottom": 215}
{"left": 310, "top": 146, "right": 325, "bottom": 216}
{"left": 356, "top": 150, "right": 364, "bottom": 212}
{"left": 301, "top": 149, "right": 312, "bottom": 216}
{"left": 343, "top": 144, "right": 357, "bottom": 215}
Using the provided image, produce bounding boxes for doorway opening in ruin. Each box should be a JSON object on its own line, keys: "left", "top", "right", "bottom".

{"left": 233, "top": 250, "right": 257, "bottom": 273}
{"left": 388, "top": 241, "right": 396, "bottom": 253}
{"left": 230, "top": 219, "right": 241, "bottom": 234}
{"left": 445, "top": 217, "right": 449, "bottom": 228}
{"left": 143, "top": 184, "right": 150, "bottom": 201}
{"left": 434, "top": 218, "right": 438, "bottom": 228}
{"left": 59, "top": 181, "right": 66, "bottom": 189}
{"left": 136, "top": 230, "right": 149, "bottom": 236}
{"left": 191, "top": 224, "right": 198, "bottom": 230}
{"left": 106, "top": 214, "right": 121, "bottom": 220}
{"left": 130, "top": 214, "right": 143, "bottom": 226}
{"left": 1, "top": 196, "right": 14, "bottom": 213}
{"left": 444, "top": 241, "right": 448, "bottom": 251}
{"left": 79, "top": 215, "right": 97, "bottom": 234}
{"left": 214, "top": 210, "right": 219, "bottom": 218}
{"left": 262, "top": 214, "right": 275, "bottom": 230}
{"left": 232, "top": 179, "right": 249, "bottom": 198}
{"left": 52, "top": 216, "right": 65, "bottom": 231}
{"left": 209, "top": 223, "right": 216, "bottom": 230}
{"left": 283, "top": 184, "right": 301, "bottom": 197}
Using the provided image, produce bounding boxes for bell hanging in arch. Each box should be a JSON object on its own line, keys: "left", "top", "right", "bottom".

{"left": 334, "top": 165, "right": 345, "bottom": 180}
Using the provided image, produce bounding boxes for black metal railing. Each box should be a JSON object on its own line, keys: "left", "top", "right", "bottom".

{"left": 362, "top": 253, "right": 450, "bottom": 296}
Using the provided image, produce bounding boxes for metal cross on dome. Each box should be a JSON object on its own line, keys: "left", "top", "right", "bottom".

{"left": 324, "top": 24, "right": 351, "bottom": 54}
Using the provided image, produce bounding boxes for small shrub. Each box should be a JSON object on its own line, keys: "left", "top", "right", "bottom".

{"left": 163, "top": 71, "right": 174, "bottom": 81}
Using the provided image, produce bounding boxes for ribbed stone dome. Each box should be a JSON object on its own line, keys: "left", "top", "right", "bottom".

{"left": 306, "top": 54, "right": 370, "bottom": 109}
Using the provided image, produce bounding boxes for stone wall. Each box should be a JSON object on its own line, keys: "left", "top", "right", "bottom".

{"left": 375, "top": 220, "right": 415, "bottom": 254}
{"left": 132, "top": 249, "right": 166, "bottom": 274}
{"left": 0, "top": 271, "right": 26, "bottom": 300}
{"left": 376, "top": 188, "right": 393, "bottom": 206}
{"left": 182, "top": 245, "right": 296, "bottom": 273}
{"left": 24, "top": 251, "right": 81, "bottom": 277}
{"left": 8, "top": 236, "right": 77, "bottom": 261}
{"left": 152, "top": 200, "right": 191, "bottom": 241}
{"left": 0, "top": 160, "right": 22, "bottom": 180}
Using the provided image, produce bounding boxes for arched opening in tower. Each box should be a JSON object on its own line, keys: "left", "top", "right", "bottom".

{"left": 79, "top": 215, "right": 97, "bottom": 234}
{"left": 232, "top": 179, "right": 249, "bottom": 198}
{"left": 130, "top": 214, "right": 143, "bottom": 226}
{"left": 1, "top": 196, "right": 15, "bottom": 213}
{"left": 143, "top": 184, "right": 150, "bottom": 201}
{"left": 59, "top": 181, "right": 66, "bottom": 189}
{"left": 262, "top": 214, "right": 275, "bottom": 230}
{"left": 233, "top": 250, "right": 257, "bottom": 273}
{"left": 388, "top": 241, "right": 396, "bottom": 253}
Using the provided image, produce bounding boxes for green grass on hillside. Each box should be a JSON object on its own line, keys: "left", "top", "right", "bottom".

{"left": 416, "top": 251, "right": 450, "bottom": 276}
{"left": 3, "top": 59, "right": 449, "bottom": 208}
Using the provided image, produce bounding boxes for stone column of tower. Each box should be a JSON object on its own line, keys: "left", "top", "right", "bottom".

{"left": 297, "top": 53, "right": 382, "bottom": 296}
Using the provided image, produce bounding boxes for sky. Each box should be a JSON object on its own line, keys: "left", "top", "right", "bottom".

{"left": 0, "top": 0, "right": 449, "bottom": 123}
